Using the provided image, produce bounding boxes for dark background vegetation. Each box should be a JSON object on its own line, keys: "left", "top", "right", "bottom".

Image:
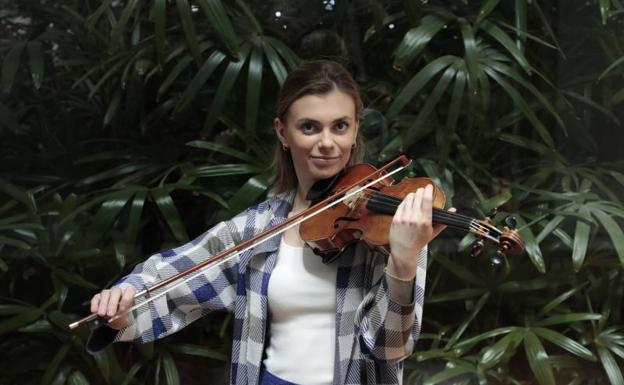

{"left": 1, "top": 0, "right": 623, "bottom": 384}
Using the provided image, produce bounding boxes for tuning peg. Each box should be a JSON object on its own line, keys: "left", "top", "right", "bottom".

{"left": 485, "top": 207, "right": 498, "bottom": 222}
{"left": 470, "top": 239, "right": 484, "bottom": 258}
{"left": 489, "top": 250, "right": 504, "bottom": 266}
{"left": 504, "top": 216, "right": 517, "bottom": 229}
{"left": 486, "top": 249, "right": 510, "bottom": 279}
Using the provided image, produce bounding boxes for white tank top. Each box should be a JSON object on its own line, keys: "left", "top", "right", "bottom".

{"left": 263, "top": 238, "right": 337, "bottom": 385}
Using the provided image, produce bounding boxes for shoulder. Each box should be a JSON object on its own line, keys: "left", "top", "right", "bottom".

{"left": 229, "top": 190, "right": 295, "bottom": 232}
{"left": 253, "top": 189, "right": 295, "bottom": 216}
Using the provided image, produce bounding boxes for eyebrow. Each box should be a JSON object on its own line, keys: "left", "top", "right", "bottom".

{"left": 295, "top": 116, "right": 353, "bottom": 125}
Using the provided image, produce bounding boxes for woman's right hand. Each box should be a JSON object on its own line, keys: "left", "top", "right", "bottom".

{"left": 90, "top": 284, "right": 137, "bottom": 330}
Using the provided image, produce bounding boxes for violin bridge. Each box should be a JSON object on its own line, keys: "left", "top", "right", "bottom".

{"left": 343, "top": 187, "right": 364, "bottom": 210}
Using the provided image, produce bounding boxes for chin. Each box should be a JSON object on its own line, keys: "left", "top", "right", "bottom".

{"left": 311, "top": 164, "right": 345, "bottom": 180}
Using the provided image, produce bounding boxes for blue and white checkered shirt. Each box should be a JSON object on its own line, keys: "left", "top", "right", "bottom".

{"left": 88, "top": 190, "right": 427, "bottom": 385}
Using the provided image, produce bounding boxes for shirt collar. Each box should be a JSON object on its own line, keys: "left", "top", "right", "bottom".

{"left": 251, "top": 189, "right": 296, "bottom": 255}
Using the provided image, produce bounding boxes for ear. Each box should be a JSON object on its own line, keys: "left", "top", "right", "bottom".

{"left": 274, "top": 117, "right": 288, "bottom": 147}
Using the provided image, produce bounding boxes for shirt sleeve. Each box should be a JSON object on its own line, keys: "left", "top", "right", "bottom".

{"left": 353, "top": 246, "right": 427, "bottom": 363}
{"left": 87, "top": 210, "right": 248, "bottom": 353}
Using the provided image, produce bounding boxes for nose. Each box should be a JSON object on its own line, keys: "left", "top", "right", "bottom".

{"left": 318, "top": 127, "right": 335, "bottom": 150}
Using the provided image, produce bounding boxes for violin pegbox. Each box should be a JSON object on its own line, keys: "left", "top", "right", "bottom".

{"left": 498, "top": 215, "right": 524, "bottom": 255}
{"left": 470, "top": 208, "right": 525, "bottom": 262}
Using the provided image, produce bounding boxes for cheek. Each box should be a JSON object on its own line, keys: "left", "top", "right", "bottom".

{"left": 289, "top": 133, "right": 315, "bottom": 150}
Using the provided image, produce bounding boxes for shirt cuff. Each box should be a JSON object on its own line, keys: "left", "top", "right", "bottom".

{"left": 385, "top": 272, "right": 415, "bottom": 306}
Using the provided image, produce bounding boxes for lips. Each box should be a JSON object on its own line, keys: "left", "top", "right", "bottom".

{"left": 310, "top": 156, "right": 340, "bottom": 167}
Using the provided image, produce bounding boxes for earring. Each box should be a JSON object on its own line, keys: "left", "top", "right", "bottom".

{"left": 282, "top": 144, "right": 289, "bottom": 151}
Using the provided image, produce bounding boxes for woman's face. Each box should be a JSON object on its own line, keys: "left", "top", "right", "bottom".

{"left": 275, "top": 89, "right": 359, "bottom": 194}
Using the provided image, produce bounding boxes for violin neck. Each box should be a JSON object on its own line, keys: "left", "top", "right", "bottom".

{"left": 366, "top": 191, "right": 475, "bottom": 232}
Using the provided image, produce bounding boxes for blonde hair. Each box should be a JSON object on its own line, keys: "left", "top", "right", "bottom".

{"left": 270, "top": 60, "right": 365, "bottom": 193}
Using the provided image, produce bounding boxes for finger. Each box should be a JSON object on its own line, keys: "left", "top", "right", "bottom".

{"left": 97, "top": 290, "right": 110, "bottom": 317}
{"left": 421, "top": 184, "right": 433, "bottom": 223}
{"left": 405, "top": 191, "right": 416, "bottom": 213}
{"left": 107, "top": 287, "right": 122, "bottom": 317}
{"left": 411, "top": 188, "right": 424, "bottom": 221}
{"left": 394, "top": 192, "right": 411, "bottom": 222}
{"left": 119, "top": 285, "right": 136, "bottom": 312}
{"left": 90, "top": 293, "right": 100, "bottom": 314}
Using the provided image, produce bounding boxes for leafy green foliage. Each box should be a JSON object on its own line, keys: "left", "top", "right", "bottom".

{"left": 1, "top": 0, "right": 623, "bottom": 384}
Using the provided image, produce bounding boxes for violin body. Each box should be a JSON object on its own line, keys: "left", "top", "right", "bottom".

{"left": 300, "top": 162, "right": 524, "bottom": 262}
{"left": 300, "top": 163, "right": 446, "bottom": 259}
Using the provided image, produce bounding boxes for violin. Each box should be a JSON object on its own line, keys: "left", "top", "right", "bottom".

{"left": 300, "top": 160, "right": 524, "bottom": 263}
{"left": 69, "top": 155, "right": 524, "bottom": 330}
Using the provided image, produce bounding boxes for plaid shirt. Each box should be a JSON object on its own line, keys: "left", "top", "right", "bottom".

{"left": 88, "top": 190, "right": 427, "bottom": 385}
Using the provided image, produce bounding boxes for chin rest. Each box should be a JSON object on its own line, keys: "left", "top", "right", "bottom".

{"left": 305, "top": 170, "right": 345, "bottom": 202}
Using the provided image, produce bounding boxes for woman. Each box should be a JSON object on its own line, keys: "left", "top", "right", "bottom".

{"left": 87, "top": 60, "right": 449, "bottom": 385}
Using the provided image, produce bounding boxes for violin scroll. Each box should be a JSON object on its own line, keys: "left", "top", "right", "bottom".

{"left": 470, "top": 210, "right": 525, "bottom": 263}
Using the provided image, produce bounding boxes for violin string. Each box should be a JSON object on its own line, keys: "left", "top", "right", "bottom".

{"left": 365, "top": 195, "right": 472, "bottom": 229}
{"left": 95, "top": 161, "right": 412, "bottom": 328}
{"left": 367, "top": 191, "right": 476, "bottom": 222}
{"left": 366, "top": 199, "right": 473, "bottom": 230}
{"left": 364, "top": 196, "right": 499, "bottom": 242}
{"left": 363, "top": 192, "right": 475, "bottom": 229}
{"left": 361, "top": 190, "right": 502, "bottom": 233}
{"left": 363, "top": 191, "right": 475, "bottom": 223}
{"left": 360, "top": 191, "right": 501, "bottom": 240}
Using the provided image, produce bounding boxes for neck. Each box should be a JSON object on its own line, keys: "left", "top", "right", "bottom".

{"left": 293, "top": 186, "right": 311, "bottom": 213}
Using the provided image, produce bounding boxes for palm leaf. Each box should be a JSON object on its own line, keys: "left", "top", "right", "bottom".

{"left": 1, "top": 40, "right": 26, "bottom": 92}
{"left": 26, "top": 40, "right": 45, "bottom": 89}
{"left": 480, "top": 21, "right": 530, "bottom": 72}
{"left": 535, "top": 313, "right": 602, "bottom": 327}
{"left": 154, "top": 0, "right": 167, "bottom": 65}
{"left": 459, "top": 20, "right": 478, "bottom": 94}
{"left": 424, "top": 367, "right": 474, "bottom": 385}
{"left": 67, "top": 371, "right": 90, "bottom": 385}
{"left": 196, "top": 0, "right": 239, "bottom": 56}
{"left": 173, "top": 50, "right": 227, "bottom": 115}
{"left": 186, "top": 141, "right": 260, "bottom": 165}
{"left": 235, "top": 0, "right": 263, "bottom": 34}
{"left": 150, "top": 187, "right": 189, "bottom": 243}
{"left": 161, "top": 352, "right": 181, "bottom": 385}
{"left": 480, "top": 328, "right": 525, "bottom": 367}
{"left": 445, "top": 292, "right": 491, "bottom": 347}
{"left": 110, "top": 0, "right": 139, "bottom": 49}
{"left": 399, "top": 62, "right": 457, "bottom": 148}
{"left": 262, "top": 39, "right": 288, "bottom": 85}
{"left": 484, "top": 68, "right": 554, "bottom": 147}
{"left": 513, "top": 215, "right": 546, "bottom": 273}
{"left": 532, "top": 327, "right": 595, "bottom": 361}
{"left": 169, "top": 343, "right": 228, "bottom": 361}
{"left": 571, "top": 206, "right": 592, "bottom": 271}
{"left": 590, "top": 207, "right": 624, "bottom": 265}
{"left": 245, "top": 44, "right": 263, "bottom": 137}
{"left": 432, "top": 254, "right": 484, "bottom": 287}
{"left": 204, "top": 44, "right": 250, "bottom": 132}
{"left": 176, "top": 0, "right": 202, "bottom": 64}
{"left": 387, "top": 55, "right": 457, "bottom": 116}
{"left": 392, "top": 15, "right": 446, "bottom": 69}
{"left": 597, "top": 346, "right": 624, "bottom": 385}
{"left": 524, "top": 330, "right": 555, "bottom": 385}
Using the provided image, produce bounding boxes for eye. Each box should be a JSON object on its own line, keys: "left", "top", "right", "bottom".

{"left": 301, "top": 122, "right": 317, "bottom": 134}
{"left": 335, "top": 121, "right": 349, "bottom": 131}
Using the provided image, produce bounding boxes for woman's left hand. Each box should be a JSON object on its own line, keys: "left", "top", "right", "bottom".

{"left": 386, "top": 184, "right": 454, "bottom": 280}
